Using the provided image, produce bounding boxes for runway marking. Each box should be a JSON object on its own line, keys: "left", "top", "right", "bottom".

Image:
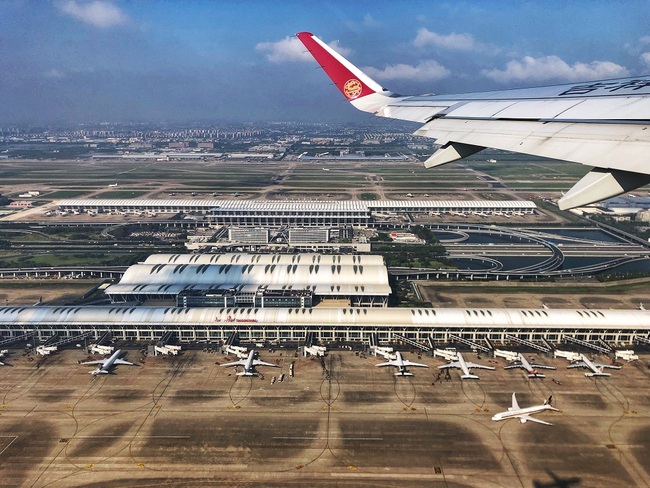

{"left": 273, "top": 436, "right": 383, "bottom": 441}
{"left": 70, "top": 435, "right": 190, "bottom": 439}
{"left": 0, "top": 436, "right": 18, "bottom": 456}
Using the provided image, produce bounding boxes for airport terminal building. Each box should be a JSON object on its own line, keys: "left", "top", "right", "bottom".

{"left": 105, "top": 253, "right": 391, "bottom": 308}
{"left": 57, "top": 199, "right": 537, "bottom": 227}
{"left": 0, "top": 305, "right": 648, "bottom": 346}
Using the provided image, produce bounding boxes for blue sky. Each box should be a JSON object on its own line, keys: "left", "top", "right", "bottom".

{"left": 2, "top": 0, "right": 650, "bottom": 125}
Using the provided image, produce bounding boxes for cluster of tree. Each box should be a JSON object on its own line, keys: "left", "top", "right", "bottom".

{"left": 0, "top": 194, "right": 12, "bottom": 207}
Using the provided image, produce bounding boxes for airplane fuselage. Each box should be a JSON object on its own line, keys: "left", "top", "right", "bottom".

{"left": 492, "top": 404, "right": 554, "bottom": 422}
{"left": 92, "top": 349, "right": 122, "bottom": 375}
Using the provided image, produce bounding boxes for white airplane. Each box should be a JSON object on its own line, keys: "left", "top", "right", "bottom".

{"left": 0, "top": 349, "right": 8, "bottom": 366}
{"left": 375, "top": 351, "right": 429, "bottom": 376}
{"left": 503, "top": 352, "right": 556, "bottom": 378}
{"left": 567, "top": 353, "right": 621, "bottom": 377}
{"left": 437, "top": 351, "right": 495, "bottom": 380}
{"left": 221, "top": 349, "right": 277, "bottom": 376}
{"left": 492, "top": 393, "right": 559, "bottom": 426}
{"left": 297, "top": 32, "right": 650, "bottom": 209}
{"left": 80, "top": 349, "right": 135, "bottom": 375}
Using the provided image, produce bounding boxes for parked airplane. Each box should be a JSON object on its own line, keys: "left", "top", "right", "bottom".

{"left": 375, "top": 351, "right": 429, "bottom": 376}
{"left": 567, "top": 353, "right": 621, "bottom": 377}
{"left": 492, "top": 393, "right": 559, "bottom": 425}
{"left": 503, "top": 352, "right": 556, "bottom": 378}
{"left": 80, "top": 349, "right": 135, "bottom": 375}
{"left": 221, "top": 349, "right": 277, "bottom": 376}
{"left": 437, "top": 351, "right": 495, "bottom": 380}
{"left": 297, "top": 32, "right": 650, "bottom": 209}
{"left": 0, "top": 349, "right": 8, "bottom": 366}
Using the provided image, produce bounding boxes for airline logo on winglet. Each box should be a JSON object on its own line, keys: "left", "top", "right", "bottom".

{"left": 343, "top": 79, "right": 363, "bottom": 99}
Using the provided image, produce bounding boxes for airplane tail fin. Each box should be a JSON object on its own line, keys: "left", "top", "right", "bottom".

{"left": 296, "top": 32, "right": 397, "bottom": 114}
{"left": 544, "top": 395, "right": 552, "bottom": 406}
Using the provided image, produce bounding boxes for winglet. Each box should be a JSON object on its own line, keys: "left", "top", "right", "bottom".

{"left": 296, "top": 32, "right": 397, "bottom": 114}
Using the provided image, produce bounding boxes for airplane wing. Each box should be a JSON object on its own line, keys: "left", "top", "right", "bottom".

{"left": 220, "top": 359, "right": 246, "bottom": 368}
{"left": 530, "top": 364, "right": 557, "bottom": 370}
{"left": 595, "top": 363, "right": 622, "bottom": 370}
{"left": 519, "top": 415, "right": 553, "bottom": 426}
{"left": 510, "top": 392, "right": 520, "bottom": 411}
{"left": 253, "top": 359, "right": 278, "bottom": 368}
{"left": 401, "top": 360, "right": 429, "bottom": 368}
{"left": 464, "top": 362, "right": 496, "bottom": 370}
{"left": 375, "top": 360, "right": 397, "bottom": 367}
{"left": 504, "top": 364, "right": 523, "bottom": 370}
{"left": 567, "top": 362, "right": 588, "bottom": 369}
{"left": 79, "top": 360, "right": 106, "bottom": 365}
{"left": 437, "top": 361, "right": 459, "bottom": 369}
{"left": 297, "top": 32, "right": 650, "bottom": 209}
{"left": 114, "top": 359, "right": 134, "bottom": 366}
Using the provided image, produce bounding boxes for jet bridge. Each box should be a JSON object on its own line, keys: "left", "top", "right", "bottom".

{"left": 0, "top": 331, "right": 36, "bottom": 348}
{"left": 448, "top": 334, "right": 492, "bottom": 354}
{"left": 154, "top": 331, "right": 181, "bottom": 356}
{"left": 303, "top": 331, "right": 325, "bottom": 357}
{"left": 36, "top": 332, "right": 93, "bottom": 356}
{"left": 393, "top": 334, "right": 431, "bottom": 352}
{"left": 634, "top": 335, "right": 650, "bottom": 345}
{"left": 89, "top": 331, "right": 114, "bottom": 355}
{"left": 562, "top": 335, "right": 612, "bottom": 355}
{"left": 505, "top": 334, "right": 553, "bottom": 355}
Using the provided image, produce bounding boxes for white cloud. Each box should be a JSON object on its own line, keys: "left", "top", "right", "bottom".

{"left": 44, "top": 69, "right": 65, "bottom": 79}
{"left": 58, "top": 1, "right": 129, "bottom": 29}
{"left": 256, "top": 36, "right": 351, "bottom": 63}
{"left": 413, "top": 28, "right": 475, "bottom": 50}
{"left": 640, "top": 36, "right": 650, "bottom": 45}
{"left": 363, "top": 60, "right": 450, "bottom": 81}
{"left": 641, "top": 52, "right": 650, "bottom": 67}
{"left": 483, "top": 55, "right": 629, "bottom": 83}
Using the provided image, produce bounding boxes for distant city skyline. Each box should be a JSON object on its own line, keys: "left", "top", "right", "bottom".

{"left": 3, "top": 1, "right": 650, "bottom": 124}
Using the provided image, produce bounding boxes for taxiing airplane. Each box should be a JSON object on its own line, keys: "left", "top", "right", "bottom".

{"left": 297, "top": 32, "right": 650, "bottom": 209}
{"left": 375, "top": 351, "right": 428, "bottom": 376}
{"left": 221, "top": 349, "right": 277, "bottom": 376}
{"left": 492, "top": 393, "right": 559, "bottom": 426}
{"left": 80, "top": 349, "right": 135, "bottom": 375}
{"left": 504, "top": 352, "right": 556, "bottom": 378}
{"left": 437, "top": 351, "right": 495, "bottom": 380}
{"left": 567, "top": 353, "right": 621, "bottom": 377}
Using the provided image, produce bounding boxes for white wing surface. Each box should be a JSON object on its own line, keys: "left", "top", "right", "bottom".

{"left": 297, "top": 32, "right": 650, "bottom": 209}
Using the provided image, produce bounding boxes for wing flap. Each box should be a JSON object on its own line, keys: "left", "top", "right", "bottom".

{"left": 415, "top": 118, "right": 650, "bottom": 173}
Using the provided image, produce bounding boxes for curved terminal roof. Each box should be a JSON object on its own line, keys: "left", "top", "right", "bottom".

{"left": 0, "top": 305, "right": 647, "bottom": 330}
{"left": 107, "top": 253, "right": 391, "bottom": 297}
{"left": 143, "top": 253, "right": 386, "bottom": 266}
